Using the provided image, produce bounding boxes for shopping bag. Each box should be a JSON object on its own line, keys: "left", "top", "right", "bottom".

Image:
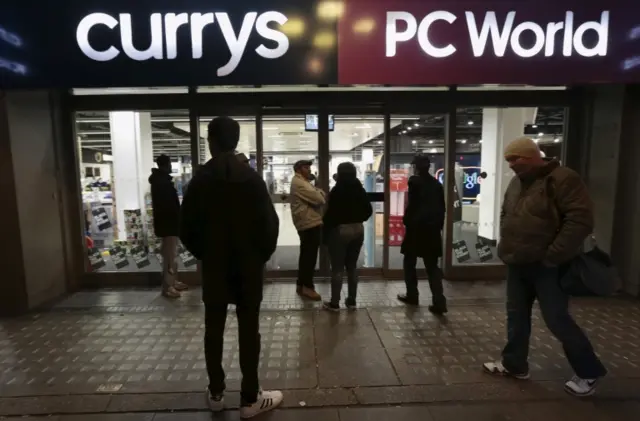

{"left": 559, "top": 246, "right": 619, "bottom": 297}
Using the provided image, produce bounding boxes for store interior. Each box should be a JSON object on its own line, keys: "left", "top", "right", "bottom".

{"left": 76, "top": 107, "right": 565, "bottom": 273}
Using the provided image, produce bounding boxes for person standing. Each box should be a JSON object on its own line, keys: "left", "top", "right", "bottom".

{"left": 180, "top": 117, "right": 282, "bottom": 418}
{"left": 149, "top": 154, "right": 188, "bottom": 298}
{"left": 322, "top": 162, "right": 373, "bottom": 311}
{"left": 483, "top": 137, "right": 606, "bottom": 397}
{"left": 290, "top": 160, "right": 325, "bottom": 301}
{"left": 397, "top": 155, "right": 447, "bottom": 314}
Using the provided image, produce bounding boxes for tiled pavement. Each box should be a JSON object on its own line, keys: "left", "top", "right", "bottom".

{"left": 1, "top": 281, "right": 639, "bottom": 420}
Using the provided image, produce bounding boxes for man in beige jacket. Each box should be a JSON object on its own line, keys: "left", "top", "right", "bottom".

{"left": 290, "top": 160, "right": 326, "bottom": 300}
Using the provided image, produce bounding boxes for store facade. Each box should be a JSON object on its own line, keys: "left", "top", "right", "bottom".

{"left": 2, "top": 0, "right": 640, "bottom": 314}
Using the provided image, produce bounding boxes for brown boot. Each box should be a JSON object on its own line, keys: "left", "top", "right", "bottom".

{"left": 301, "top": 287, "right": 321, "bottom": 301}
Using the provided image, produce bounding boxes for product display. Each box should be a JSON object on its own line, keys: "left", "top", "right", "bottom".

{"left": 88, "top": 247, "right": 106, "bottom": 270}
{"left": 123, "top": 209, "right": 144, "bottom": 245}
{"left": 108, "top": 245, "right": 129, "bottom": 269}
{"left": 452, "top": 241, "right": 471, "bottom": 263}
{"left": 130, "top": 245, "right": 151, "bottom": 269}
{"left": 475, "top": 242, "right": 494, "bottom": 262}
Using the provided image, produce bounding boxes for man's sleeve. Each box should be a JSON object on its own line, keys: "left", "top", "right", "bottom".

{"left": 545, "top": 173, "right": 594, "bottom": 265}
{"left": 293, "top": 179, "right": 326, "bottom": 206}
{"left": 253, "top": 175, "right": 280, "bottom": 262}
{"left": 179, "top": 176, "right": 204, "bottom": 260}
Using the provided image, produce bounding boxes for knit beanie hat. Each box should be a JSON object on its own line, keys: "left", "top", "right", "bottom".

{"left": 504, "top": 137, "right": 541, "bottom": 159}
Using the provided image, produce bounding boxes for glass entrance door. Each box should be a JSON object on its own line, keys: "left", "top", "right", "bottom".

{"left": 329, "top": 114, "right": 385, "bottom": 275}
{"left": 261, "top": 114, "right": 324, "bottom": 277}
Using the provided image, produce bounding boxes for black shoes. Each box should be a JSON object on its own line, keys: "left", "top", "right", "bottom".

{"left": 397, "top": 294, "right": 448, "bottom": 314}
{"left": 397, "top": 294, "right": 419, "bottom": 306}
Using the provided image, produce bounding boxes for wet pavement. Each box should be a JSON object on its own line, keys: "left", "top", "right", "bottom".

{"left": 0, "top": 281, "right": 639, "bottom": 420}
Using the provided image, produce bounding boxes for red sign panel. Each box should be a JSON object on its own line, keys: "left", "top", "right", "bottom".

{"left": 338, "top": 0, "right": 640, "bottom": 85}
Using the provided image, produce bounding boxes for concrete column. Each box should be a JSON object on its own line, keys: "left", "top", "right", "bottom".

{"left": 109, "top": 112, "right": 153, "bottom": 241}
{"left": 0, "top": 91, "right": 69, "bottom": 315}
{"left": 477, "top": 108, "right": 533, "bottom": 242}
{"left": 585, "top": 85, "right": 640, "bottom": 296}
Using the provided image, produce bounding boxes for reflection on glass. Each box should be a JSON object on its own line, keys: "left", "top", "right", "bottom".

{"left": 388, "top": 114, "right": 446, "bottom": 269}
{"left": 262, "top": 115, "right": 319, "bottom": 271}
{"left": 329, "top": 115, "right": 384, "bottom": 268}
{"left": 77, "top": 109, "right": 195, "bottom": 273}
{"left": 451, "top": 107, "right": 565, "bottom": 265}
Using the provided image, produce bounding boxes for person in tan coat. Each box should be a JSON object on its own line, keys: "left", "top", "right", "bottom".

{"left": 483, "top": 137, "right": 606, "bottom": 397}
{"left": 290, "top": 160, "right": 326, "bottom": 300}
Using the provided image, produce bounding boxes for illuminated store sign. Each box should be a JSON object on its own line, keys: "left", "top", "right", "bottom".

{"left": 386, "top": 11, "right": 610, "bottom": 59}
{"left": 76, "top": 11, "right": 290, "bottom": 76}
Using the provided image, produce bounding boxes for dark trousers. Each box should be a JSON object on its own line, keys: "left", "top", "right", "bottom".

{"left": 327, "top": 224, "right": 364, "bottom": 306}
{"left": 502, "top": 263, "right": 607, "bottom": 379}
{"left": 297, "top": 225, "right": 321, "bottom": 289}
{"left": 403, "top": 254, "right": 446, "bottom": 308}
{"left": 205, "top": 302, "right": 261, "bottom": 403}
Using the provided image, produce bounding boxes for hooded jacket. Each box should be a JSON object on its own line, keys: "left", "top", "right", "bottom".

{"left": 498, "top": 159, "right": 594, "bottom": 265}
{"left": 180, "top": 152, "right": 279, "bottom": 305}
{"left": 322, "top": 177, "right": 373, "bottom": 241}
{"left": 148, "top": 168, "right": 180, "bottom": 237}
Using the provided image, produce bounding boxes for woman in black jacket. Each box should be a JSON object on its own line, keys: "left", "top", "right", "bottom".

{"left": 322, "top": 162, "right": 373, "bottom": 311}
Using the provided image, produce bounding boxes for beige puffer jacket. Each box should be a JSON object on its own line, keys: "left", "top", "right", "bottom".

{"left": 289, "top": 173, "right": 326, "bottom": 232}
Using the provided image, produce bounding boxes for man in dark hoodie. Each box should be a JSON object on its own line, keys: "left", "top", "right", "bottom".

{"left": 180, "top": 117, "right": 282, "bottom": 418}
{"left": 149, "top": 154, "right": 188, "bottom": 298}
{"left": 398, "top": 154, "right": 447, "bottom": 314}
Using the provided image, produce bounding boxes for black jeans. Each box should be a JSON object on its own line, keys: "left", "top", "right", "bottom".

{"left": 205, "top": 302, "right": 261, "bottom": 404}
{"left": 403, "top": 254, "right": 446, "bottom": 308}
{"left": 297, "top": 225, "right": 321, "bottom": 289}
{"left": 327, "top": 224, "right": 364, "bottom": 306}
{"left": 501, "top": 263, "right": 607, "bottom": 379}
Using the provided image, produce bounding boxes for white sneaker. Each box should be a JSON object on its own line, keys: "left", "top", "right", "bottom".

{"left": 239, "top": 390, "right": 283, "bottom": 419}
{"left": 482, "top": 361, "right": 530, "bottom": 380}
{"left": 564, "top": 375, "right": 600, "bottom": 397}
{"left": 205, "top": 389, "right": 224, "bottom": 412}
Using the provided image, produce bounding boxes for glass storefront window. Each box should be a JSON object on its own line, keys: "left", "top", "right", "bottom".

{"left": 261, "top": 115, "right": 319, "bottom": 271}
{"left": 329, "top": 115, "right": 384, "bottom": 268}
{"left": 76, "top": 109, "right": 195, "bottom": 273}
{"left": 388, "top": 114, "right": 447, "bottom": 269}
{"left": 450, "top": 107, "right": 566, "bottom": 265}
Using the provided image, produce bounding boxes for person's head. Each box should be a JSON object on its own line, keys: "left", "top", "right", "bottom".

{"left": 504, "top": 137, "right": 545, "bottom": 176}
{"left": 207, "top": 116, "right": 240, "bottom": 155}
{"left": 411, "top": 154, "right": 431, "bottom": 176}
{"left": 336, "top": 161, "right": 358, "bottom": 182}
{"left": 155, "top": 154, "right": 171, "bottom": 172}
{"left": 293, "top": 160, "right": 313, "bottom": 179}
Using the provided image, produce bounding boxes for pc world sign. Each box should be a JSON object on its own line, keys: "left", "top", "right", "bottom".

{"left": 386, "top": 11, "right": 609, "bottom": 59}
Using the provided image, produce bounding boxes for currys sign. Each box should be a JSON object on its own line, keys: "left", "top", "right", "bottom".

{"left": 76, "top": 12, "right": 290, "bottom": 77}
{"left": 386, "top": 11, "right": 609, "bottom": 59}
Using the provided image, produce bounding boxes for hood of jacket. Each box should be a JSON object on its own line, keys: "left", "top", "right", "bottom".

{"left": 149, "top": 167, "right": 173, "bottom": 185}
{"left": 195, "top": 152, "right": 254, "bottom": 185}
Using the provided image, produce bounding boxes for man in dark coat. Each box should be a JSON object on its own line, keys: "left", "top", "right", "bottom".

{"left": 179, "top": 117, "right": 282, "bottom": 418}
{"left": 149, "top": 154, "right": 188, "bottom": 298}
{"left": 397, "top": 154, "right": 447, "bottom": 314}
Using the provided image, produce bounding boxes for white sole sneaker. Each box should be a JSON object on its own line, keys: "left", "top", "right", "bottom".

{"left": 482, "top": 361, "right": 530, "bottom": 380}
{"left": 240, "top": 390, "right": 283, "bottom": 419}
{"left": 205, "top": 389, "right": 224, "bottom": 412}
{"left": 564, "top": 377, "right": 600, "bottom": 397}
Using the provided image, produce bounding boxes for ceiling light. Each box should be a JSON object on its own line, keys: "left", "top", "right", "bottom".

{"left": 554, "top": 138, "right": 561, "bottom": 143}
{"left": 532, "top": 124, "right": 538, "bottom": 128}
{"left": 430, "top": 148, "right": 437, "bottom": 153}
{"left": 467, "top": 120, "right": 474, "bottom": 125}
{"left": 414, "top": 123, "right": 419, "bottom": 127}
{"left": 376, "top": 140, "right": 383, "bottom": 144}
{"left": 428, "top": 140, "right": 434, "bottom": 144}
{"left": 407, "top": 127, "right": 412, "bottom": 130}
{"left": 538, "top": 132, "right": 544, "bottom": 137}
{"left": 411, "top": 140, "right": 417, "bottom": 144}
{"left": 402, "top": 130, "right": 407, "bottom": 134}
{"left": 534, "top": 138, "right": 539, "bottom": 143}
{"left": 460, "top": 139, "right": 467, "bottom": 144}
{"left": 263, "top": 126, "right": 279, "bottom": 130}
{"left": 479, "top": 140, "right": 483, "bottom": 143}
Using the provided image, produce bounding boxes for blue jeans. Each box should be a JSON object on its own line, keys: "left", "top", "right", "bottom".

{"left": 502, "top": 263, "right": 606, "bottom": 379}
